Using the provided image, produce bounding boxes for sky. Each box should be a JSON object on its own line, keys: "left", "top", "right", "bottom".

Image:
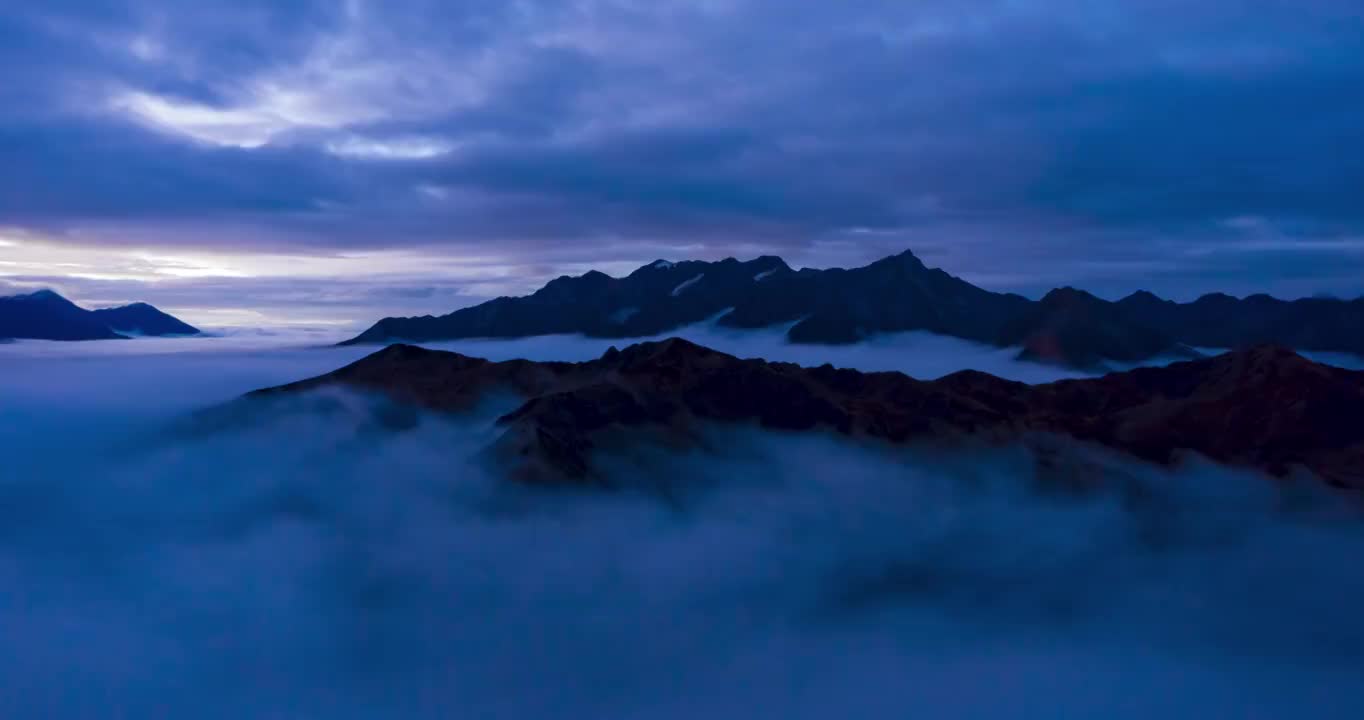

{"left": 1, "top": 0, "right": 1363, "bottom": 328}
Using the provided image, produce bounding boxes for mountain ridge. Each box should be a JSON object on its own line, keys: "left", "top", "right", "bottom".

{"left": 340, "top": 249, "right": 1363, "bottom": 368}
{"left": 0, "top": 289, "right": 200, "bottom": 341}
{"left": 251, "top": 338, "right": 1364, "bottom": 489}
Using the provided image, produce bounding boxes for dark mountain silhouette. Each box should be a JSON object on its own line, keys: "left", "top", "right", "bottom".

{"left": 0, "top": 289, "right": 198, "bottom": 341}
{"left": 91, "top": 302, "right": 200, "bottom": 336}
{"left": 1117, "top": 290, "right": 1364, "bottom": 355}
{"left": 340, "top": 249, "right": 1363, "bottom": 368}
{"left": 0, "top": 290, "right": 126, "bottom": 341}
{"left": 341, "top": 250, "right": 1034, "bottom": 349}
{"left": 251, "top": 338, "right": 1364, "bottom": 489}
{"left": 998, "top": 287, "right": 1199, "bottom": 369}
{"left": 341, "top": 255, "right": 794, "bottom": 344}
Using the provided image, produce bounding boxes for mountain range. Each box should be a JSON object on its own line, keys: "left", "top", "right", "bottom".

{"left": 340, "top": 250, "right": 1364, "bottom": 369}
{"left": 0, "top": 289, "right": 199, "bottom": 341}
{"left": 250, "top": 338, "right": 1364, "bottom": 490}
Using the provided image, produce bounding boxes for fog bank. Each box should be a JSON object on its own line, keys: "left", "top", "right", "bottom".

{"left": 1, "top": 337, "right": 1362, "bottom": 719}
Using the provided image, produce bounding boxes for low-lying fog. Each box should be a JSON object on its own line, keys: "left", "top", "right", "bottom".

{"left": 2, "top": 330, "right": 1362, "bottom": 719}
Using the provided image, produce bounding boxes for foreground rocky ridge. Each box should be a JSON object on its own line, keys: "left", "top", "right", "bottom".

{"left": 340, "top": 249, "right": 1364, "bottom": 369}
{"left": 253, "top": 339, "right": 1364, "bottom": 489}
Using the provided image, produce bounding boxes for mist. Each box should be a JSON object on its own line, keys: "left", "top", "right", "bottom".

{"left": 2, "top": 336, "right": 1362, "bottom": 719}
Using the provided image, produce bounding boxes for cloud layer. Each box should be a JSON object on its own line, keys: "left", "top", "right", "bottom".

{"left": 2, "top": 334, "right": 1363, "bottom": 718}
{"left": 3, "top": 1, "right": 1364, "bottom": 321}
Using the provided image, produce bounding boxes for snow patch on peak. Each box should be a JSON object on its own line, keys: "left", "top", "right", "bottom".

{"left": 652, "top": 260, "right": 676, "bottom": 270}
{"left": 754, "top": 268, "right": 779, "bottom": 282}
{"left": 671, "top": 274, "right": 705, "bottom": 297}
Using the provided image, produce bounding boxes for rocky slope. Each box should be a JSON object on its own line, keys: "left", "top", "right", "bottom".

{"left": 252, "top": 339, "right": 1364, "bottom": 489}
{"left": 340, "top": 249, "right": 1363, "bottom": 369}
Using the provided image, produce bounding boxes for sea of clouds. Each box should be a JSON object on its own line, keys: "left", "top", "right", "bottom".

{"left": 1, "top": 331, "right": 1362, "bottom": 719}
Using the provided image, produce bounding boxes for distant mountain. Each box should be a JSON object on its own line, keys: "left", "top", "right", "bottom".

{"left": 91, "top": 302, "right": 200, "bottom": 336}
{"left": 998, "top": 287, "right": 1199, "bottom": 369}
{"left": 251, "top": 339, "right": 1364, "bottom": 489}
{"left": 1116, "top": 290, "right": 1364, "bottom": 355}
{"left": 0, "top": 289, "right": 199, "bottom": 341}
{"left": 340, "top": 249, "right": 1034, "bottom": 345}
{"left": 342, "top": 255, "right": 797, "bottom": 344}
{"left": 341, "top": 249, "right": 1364, "bottom": 368}
{"left": 0, "top": 290, "right": 126, "bottom": 341}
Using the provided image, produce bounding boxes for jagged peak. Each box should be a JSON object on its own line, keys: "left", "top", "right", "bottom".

{"left": 867, "top": 248, "right": 927, "bottom": 270}
{"left": 627, "top": 258, "right": 679, "bottom": 276}
{"left": 541, "top": 269, "right": 614, "bottom": 291}
{"left": 628, "top": 254, "right": 794, "bottom": 278}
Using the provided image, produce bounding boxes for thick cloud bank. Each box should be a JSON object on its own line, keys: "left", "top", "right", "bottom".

{"left": 2, "top": 337, "right": 1362, "bottom": 719}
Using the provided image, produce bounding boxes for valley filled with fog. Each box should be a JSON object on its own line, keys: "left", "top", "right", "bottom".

{"left": 2, "top": 331, "right": 1363, "bottom": 719}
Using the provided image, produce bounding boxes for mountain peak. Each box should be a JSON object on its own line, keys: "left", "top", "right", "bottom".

{"left": 1120, "top": 289, "right": 1165, "bottom": 304}
{"left": 1039, "top": 286, "right": 1101, "bottom": 306}
{"left": 608, "top": 336, "right": 730, "bottom": 368}
{"left": 869, "top": 248, "right": 926, "bottom": 270}
{"left": 91, "top": 302, "right": 201, "bottom": 336}
{"left": 1194, "top": 292, "right": 1238, "bottom": 304}
{"left": 637, "top": 259, "right": 678, "bottom": 272}
{"left": 7, "top": 288, "right": 70, "bottom": 304}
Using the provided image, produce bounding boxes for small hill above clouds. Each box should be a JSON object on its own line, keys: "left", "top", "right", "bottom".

{"left": 91, "top": 302, "right": 200, "bottom": 336}
{"left": 0, "top": 289, "right": 199, "bottom": 341}
{"left": 251, "top": 338, "right": 1364, "bottom": 489}
{"left": 999, "top": 287, "right": 1197, "bottom": 369}
{"left": 340, "top": 249, "right": 1364, "bottom": 369}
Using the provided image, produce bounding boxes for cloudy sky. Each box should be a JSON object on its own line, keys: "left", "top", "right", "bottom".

{"left": 2, "top": 0, "right": 1362, "bottom": 327}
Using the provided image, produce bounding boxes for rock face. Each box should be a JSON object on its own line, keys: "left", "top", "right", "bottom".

{"left": 0, "top": 289, "right": 199, "bottom": 341}
{"left": 91, "top": 303, "right": 200, "bottom": 336}
{"left": 253, "top": 339, "right": 1364, "bottom": 489}
{"left": 340, "top": 249, "right": 1364, "bottom": 368}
